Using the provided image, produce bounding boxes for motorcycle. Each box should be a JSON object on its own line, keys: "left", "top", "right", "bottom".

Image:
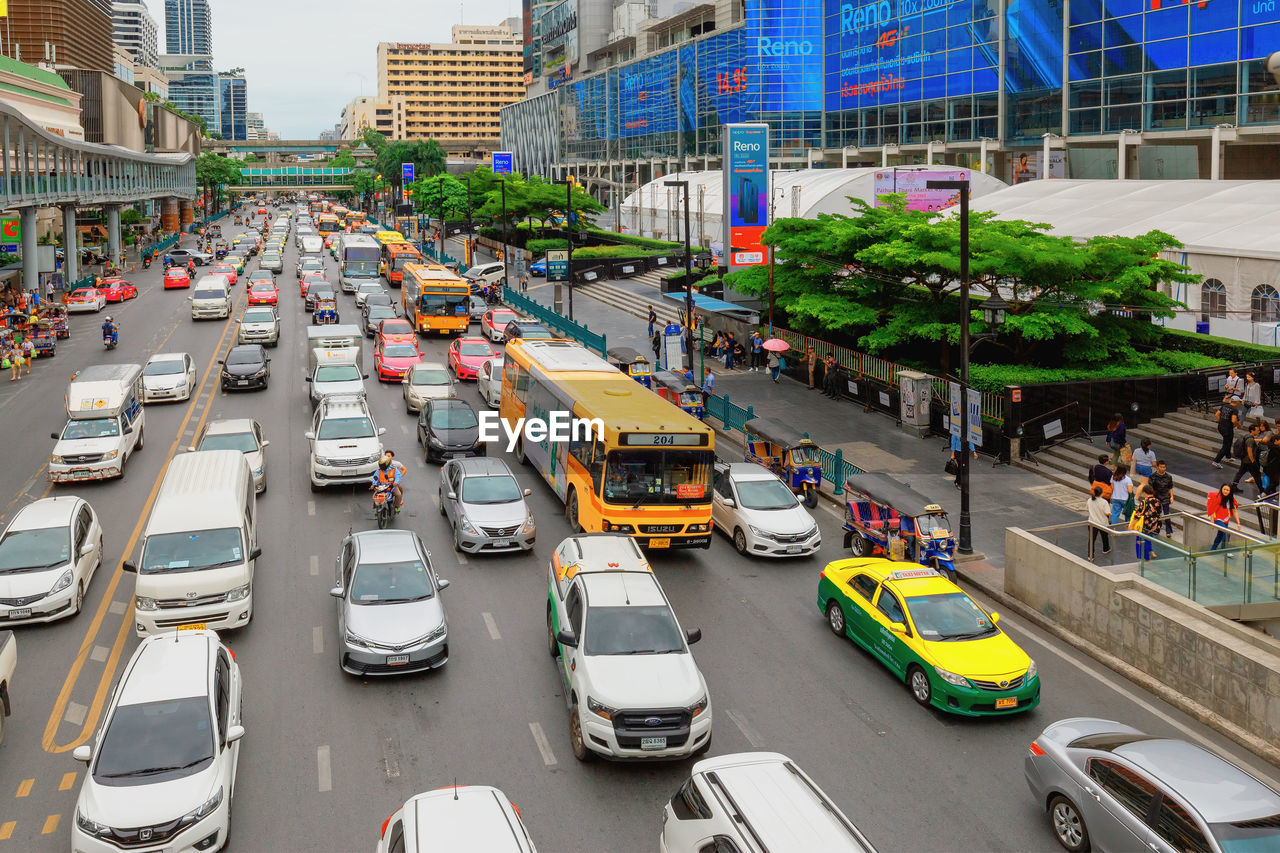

{"left": 372, "top": 483, "right": 395, "bottom": 529}
{"left": 142, "top": 255, "right": 152, "bottom": 269}
{"left": 102, "top": 326, "right": 118, "bottom": 351}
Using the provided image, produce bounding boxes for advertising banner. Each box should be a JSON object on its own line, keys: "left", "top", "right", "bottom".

{"left": 492, "top": 152, "right": 513, "bottom": 175}
{"left": 873, "top": 168, "right": 969, "bottom": 211}
{"left": 546, "top": 249, "right": 568, "bottom": 282}
{"left": 723, "top": 124, "right": 770, "bottom": 271}
{"left": 1011, "top": 150, "right": 1066, "bottom": 184}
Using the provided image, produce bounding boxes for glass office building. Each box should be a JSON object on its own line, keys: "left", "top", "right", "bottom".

{"left": 220, "top": 74, "right": 247, "bottom": 140}
{"left": 501, "top": 0, "right": 1280, "bottom": 180}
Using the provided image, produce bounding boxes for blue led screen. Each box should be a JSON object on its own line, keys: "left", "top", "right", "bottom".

{"left": 749, "top": 0, "right": 825, "bottom": 112}
{"left": 619, "top": 51, "right": 678, "bottom": 137}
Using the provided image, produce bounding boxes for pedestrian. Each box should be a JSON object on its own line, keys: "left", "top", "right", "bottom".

{"left": 949, "top": 433, "right": 977, "bottom": 489}
{"left": 1105, "top": 412, "right": 1127, "bottom": 464}
{"left": 1133, "top": 492, "right": 1163, "bottom": 560}
{"left": 750, "top": 330, "right": 763, "bottom": 371}
{"left": 650, "top": 330, "right": 661, "bottom": 363}
{"left": 45, "top": 278, "right": 54, "bottom": 304}
{"left": 1087, "top": 453, "right": 1114, "bottom": 499}
{"left": 1262, "top": 427, "right": 1280, "bottom": 496}
{"left": 823, "top": 353, "right": 840, "bottom": 397}
{"left": 702, "top": 367, "right": 715, "bottom": 397}
{"left": 723, "top": 331, "right": 736, "bottom": 370}
{"left": 520, "top": 273, "right": 529, "bottom": 293}
{"left": 1243, "top": 371, "right": 1264, "bottom": 423}
{"left": 1086, "top": 485, "right": 1112, "bottom": 558}
{"left": 1136, "top": 459, "right": 1176, "bottom": 537}
{"left": 1109, "top": 463, "right": 1134, "bottom": 525}
{"left": 767, "top": 349, "right": 781, "bottom": 382}
{"left": 648, "top": 307, "right": 657, "bottom": 338}
{"left": 806, "top": 345, "right": 818, "bottom": 389}
{"left": 682, "top": 366, "right": 695, "bottom": 385}
{"left": 5, "top": 341, "right": 19, "bottom": 382}
{"left": 1132, "top": 437, "right": 1156, "bottom": 478}
{"left": 1233, "top": 420, "right": 1264, "bottom": 494}
{"left": 1212, "top": 397, "right": 1240, "bottom": 468}
{"left": 1224, "top": 368, "right": 1244, "bottom": 404}
{"left": 1207, "top": 483, "right": 1239, "bottom": 554}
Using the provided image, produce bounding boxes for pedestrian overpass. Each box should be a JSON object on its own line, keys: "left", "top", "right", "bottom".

{"left": 229, "top": 166, "right": 356, "bottom": 192}
{"left": 207, "top": 139, "right": 346, "bottom": 156}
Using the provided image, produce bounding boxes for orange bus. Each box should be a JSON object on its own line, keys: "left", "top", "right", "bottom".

{"left": 385, "top": 243, "right": 422, "bottom": 289}
{"left": 316, "top": 213, "right": 341, "bottom": 236}
{"left": 346, "top": 211, "right": 368, "bottom": 229}
{"left": 401, "top": 262, "right": 469, "bottom": 336}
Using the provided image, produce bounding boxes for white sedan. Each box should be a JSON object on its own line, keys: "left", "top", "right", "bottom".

{"left": 65, "top": 289, "right": 107, "bottom": 313}
{"left": 142, "top": 353, "right": 198, "bottom": 402}
{"left": 710, "top": 462, "right": 821, "bottom": 557}
{"left": 0, "top": 496, "right": 102, "bottom": 623}
{"left": 481, "top": 309, "right": 518, "bottom": 342}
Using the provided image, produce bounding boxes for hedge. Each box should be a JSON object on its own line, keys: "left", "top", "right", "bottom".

{"left": 967, "top": 360, "right": 1201, "bottom": 394}
{"left": 574, "top": 245, "right": 680, "bottom": 260}
{"left": 1158, "top": 327, "right": 1280, "bottom": 363}
{"left": 526, "top": 238, "right": 568, "bottom": 257}
{"left": 587, "top": 228, "right": 708, "bottom": 253}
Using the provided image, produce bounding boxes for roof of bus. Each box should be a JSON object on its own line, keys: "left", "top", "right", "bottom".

{"left": 386, "top": 242, "right": 420, "bottom": 255}
{"left": 403, "top": 261, "right": 466, "bottom": 283}
{"left": 375, "top": 231, "right": 406, "bottom": 244}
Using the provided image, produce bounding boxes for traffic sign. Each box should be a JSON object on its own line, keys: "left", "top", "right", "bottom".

{"left": 401, "top": 162, "right": 415, "bottom": 183}
{"left": 546, "top": 249, "right": 568, "bottom": 282}
{"left": 1, "top": 217, "right": 20, "bottom": 243}
{"left": 492, "top": 152, "right": 513, "bottom": 175}
{"left": 0, "top": 243, "right": 17, "bottom": 254}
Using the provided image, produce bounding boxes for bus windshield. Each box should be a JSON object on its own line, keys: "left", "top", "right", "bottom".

{"left": 419, "top": 293, "right": 469, "bottom": 316}
{"left": 601, "top": 449, "right": 713, "bottom": 505}
{"left": 343, "top": 246, "right": 380, "bottom": 276}
{"left": 391, "top": 255, "right": 418, "bottom": 271}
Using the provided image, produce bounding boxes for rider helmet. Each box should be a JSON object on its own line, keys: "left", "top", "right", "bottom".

{"left": 104, "top": 316, "right": 113, "bottom": 323}
{"left": 378, "top": 457, "right": 390, "bottom": 470}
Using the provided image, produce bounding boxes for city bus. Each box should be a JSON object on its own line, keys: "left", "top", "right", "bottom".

{"left": 385, "top": 243, "right": 421, "bottom": 288}
{"left": 346, "top": 210, "right": 368, "bottom": 229}
{"left": 401, "top": 262, "right": 470, "bottom": 335}
{"left": 338, "top": 234, "right": 382, "bottom": 292}
{"left": 375, "top": 230, "right": 406, "bottom": 253}
{"left": 332, "top": 205, "right": 350, "bottom": 227}
{"left": 499, "top": 338, "right": 714, "bottom": 549}
{"left": 316, "top": 212, "right": 341, "bottom": 236}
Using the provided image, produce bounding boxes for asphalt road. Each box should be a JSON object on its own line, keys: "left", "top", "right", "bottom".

{"left": 0, "top": 217, "right": 1276, "bottom": 853}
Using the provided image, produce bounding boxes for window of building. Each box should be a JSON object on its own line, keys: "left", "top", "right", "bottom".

{"left": 1200, "top": 279, "right": 1227, "bottom": 320}
{"left": 1252, "top": 285, "right": 1280, "bottom": 323}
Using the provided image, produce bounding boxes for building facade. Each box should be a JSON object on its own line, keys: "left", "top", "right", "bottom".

{"left": 2, "top": 0, "right": 116, "bottom": 73}
{"left": 0, "top": 55, "right": 85, "bottom": 140}
{"left": 159, "top": 53, "right": 219, "bottom": 132}
{"left": 112, "top": 0, "right": 159, "bottom": 69}
{"left": 164, "top": 0, "right": 212, "bottom": 55}
{"left": 502, "top": 0, "right": 1280, "bottom": 183}
{"left": 340, "top": 95, "right": 403, "bottom": 139}
{"left": 220, "top": 74, "right": 248, "bottom": 140}
{"left": 377, "top": 23, "right": 525, "bottom": 157}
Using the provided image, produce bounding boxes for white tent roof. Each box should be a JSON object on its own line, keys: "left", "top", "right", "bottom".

{"left": 966, "top": 179, "right": 1280, "bottom": 261}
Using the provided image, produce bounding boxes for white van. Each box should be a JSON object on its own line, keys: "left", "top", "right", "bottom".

{"left": 299, "top": 234, "right": 323, "bottom": 255}
{"left": 49, "top": 364, "right": 146, "bottom": 482}
{"left": 190, "top": 274, "right": 232, "bottom": 319}
{"left": 125, "top": 449, "right": 260, "bottom": 636}
{"left": 464, "top": 261, "right": 506, "bottom": 286}
{"left": 660, "top": 752, "right": 878, "bottom": 853}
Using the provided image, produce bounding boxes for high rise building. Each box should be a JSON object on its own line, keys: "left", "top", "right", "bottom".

{"left": 341, "top": 95, "right": 402, "bottom": 140}
{"left": 159, "top": 53, "right": 218, "bottom": 132}
{"left": 377, "top": 22, "right": 525, "bottom": 157}
{"left": 112, "top": 0, "right": 159, "bottom": 69}
{"left": 1, "top": 0, "right": 116, "bottom": 73}
{"left": 164, "top": 0, "right": 212, "bottom": 55}
{"left": 219, "top": 75, "right": 248, "bottom": 140}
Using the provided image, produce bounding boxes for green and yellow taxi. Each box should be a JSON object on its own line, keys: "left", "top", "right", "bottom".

{"left": 817, "top": 558, "right": 1039, "bottom": 716}
{"left": 225, "top": 253, "right": 246, "bottom": 275}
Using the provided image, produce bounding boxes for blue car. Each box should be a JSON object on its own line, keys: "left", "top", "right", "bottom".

{"left": 529, "top": 259, "right": 547, "bottom": 276}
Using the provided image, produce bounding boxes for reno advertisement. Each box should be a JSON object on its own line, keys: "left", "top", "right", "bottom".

{"left": 723, "top": 124, "right": 770, "bottom": 270}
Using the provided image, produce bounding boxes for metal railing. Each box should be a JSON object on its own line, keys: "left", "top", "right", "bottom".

{"left": 502, "top": 287, "right": 607, "bottom": 356}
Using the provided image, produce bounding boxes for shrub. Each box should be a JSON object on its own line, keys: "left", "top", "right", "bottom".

{"left": 1148, "top": 349, "right": 1227, "bottom": 372}
{"left": 574, "top": 245, "right": 677, "bottom": 260}
{"left": 967, "top": 361, "right": 1179, "bottom": 393}
{"left": 526, "top": 238, "right": 568, "bottom": 257}
{"left": 1158, "top": 327, "right": 1280, "bottom": 363}
{"left": 587, "top": 228, "right": 708, "bottom": 253}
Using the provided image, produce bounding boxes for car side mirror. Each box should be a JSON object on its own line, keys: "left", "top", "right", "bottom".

{"left": 304, "top": 431, "right": 316, "bottom": 440}
{"left": 122, "top": 561, "right": 137, "bottom": 574}
{"left": 889, "top": 622, "right": 907, "bottom": 635}
{"left": 556, "top": 629, "right": 578, "bottom": 648}
{"left": 329, "top": 585, "right": 343, "bottom": 598}
{"left": 722, "top": 498, "right": 735, "bottom": 508}
{"left": 523, "top": 488, "right": 532, "bottom": 496}
{"left": 437, "top": 578, "right": 450, "bottom": 590}
{"left": 226, "top": 724, "right": 245, "bottom": 744}
{"left": 686, "top": 628, "right": 702, "bottom": 645}
{"left": 235, "top": 319, "right": 242, "bottom": 324}
{"left": 218, "top": 360, "right": 225, "bottom": 365}
{"left": 304, "top": 377, "right": 312, "bottom": 382}
{"left": 362, "top": 374, "right": 369, "bottom": 380}
{"left": 989, "top": 612, "right": 1000, "bottom": 624}
{"left": 73, "top": 745, "right": 92, "bottom": 763}
{"left": 50, "top": 431, "right": 59, "bottom": 440}
{"left": 377, "top": 427, "right": 387, "bottom": 435}
{"left": 249, "top": 548, "right": 262, "bottom": 560}
{"left": 261, "top": 440, "right": 270, "bottom": 448}
{"left": 446, "top": 491, "right": 457, "bottom": 500}
{"left": 187, "top": 446, "right": 196, "bottom": 452}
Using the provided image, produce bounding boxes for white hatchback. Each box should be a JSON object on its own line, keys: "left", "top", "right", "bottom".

{"left": 0, "top": 496, "right": 102, "bottom": 623}
{"left": 377, "top": 785, "right": 536, "bottom": 853}
{"left": 142, "top": 353, "right": 197, "bottom": 403}
{"left": 72, "top": 629, "right": 243, "bottom": 853}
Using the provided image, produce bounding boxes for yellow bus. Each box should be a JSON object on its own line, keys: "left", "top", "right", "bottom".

{"left": 401, "top": 262, "right": 470, "bottom": 336}
{"left": 332, "top": 205, "right": 350, "bottom": 227}
{"left": 316, "top": 213, "right": 341, "bottom": 236}
{"left": 375, "top": 230, "right": 406, "bottom": 251}
{"left": 500, "top": 339, "right": 714, "bottom": 549}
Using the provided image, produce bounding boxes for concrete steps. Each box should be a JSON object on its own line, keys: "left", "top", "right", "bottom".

{"left": 577, "top": 279, "right": 678, "bottom": 325}
{"left": 631, "top": 269, "right": 666, "bottom": 289}
{"left": 1135, "top": 407, "right": 1229, "bottom": 460}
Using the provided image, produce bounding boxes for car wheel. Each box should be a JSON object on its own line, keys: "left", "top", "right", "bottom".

{"left": 406, "top": 398, "right": 414, "bottom": 414}
{"left": 310, "top": 480, "right": 322, "bottom": 493}
{"left": 438, "top": 491, "right": 446, "bottom": 517}
{"left": 1048, "top": 795, "right": 1090, "bottom": 853}
{"left": 568, "top": 702, "right": 593, "bottom": 762}
{"left": 850, "top": 532, "right": 871, "bottom": 557}
{"left": 907, "top": 665, "right": 933, "bottom": 708}
{"left": 826, "top": 601, "right": 846, "bottom": 637}
{"left": 73, "top": 581, "right": 85, "bottom": 616}
{"left": 733, "top": 528, "right": 748, "bottom": 555}
{"left": 514, "top": 438, "right": 527, "bottom": 465}
{"left": 566, "top": 490, "right": 582, "bottom": 534}
{"left": 136, "top": 425, "right": 144, "bottom": 450}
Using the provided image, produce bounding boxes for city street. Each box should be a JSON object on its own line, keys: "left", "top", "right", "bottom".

{"left": 0, "top": 219, "right": 1275, "bottom": 852}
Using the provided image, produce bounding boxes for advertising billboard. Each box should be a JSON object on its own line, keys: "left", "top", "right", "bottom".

{"left": 492, "top": 152, "right": 513, "bottom": 175}
{"left": 723, "top": 124, "right": 770, "bottom": 270}
{"left": 748, "top": 0, "right": 825, "bottom": 113}
{"left": 620, "top": 52, "right": 678, "bottom": 137}
{"left": 873, "top": 168, "right": 970, "bottom": 211}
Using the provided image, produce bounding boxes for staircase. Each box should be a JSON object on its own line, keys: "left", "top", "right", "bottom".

{"left": 578, "top": 279, "right": 680, "bottom": 326}
{"left": 631, "top": 269, "right": 666, "bottom": 290}
{"left": 1134, "top": 407, "right": 1230, "bottom": 462}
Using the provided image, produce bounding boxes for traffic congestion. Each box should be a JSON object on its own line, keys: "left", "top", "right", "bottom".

{"left": 0, "top": 198, "right": 1276, "bottom": 853}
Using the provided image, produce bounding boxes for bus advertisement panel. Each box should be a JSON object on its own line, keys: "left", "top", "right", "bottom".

{"left": 499, "top": 339, "right": 714, "bottom": 549}
{"left": 385, "top": 243, "right": 422, "bottom": 288}
{"left": 401, "top": 262, "right": 470, "bottom": 335}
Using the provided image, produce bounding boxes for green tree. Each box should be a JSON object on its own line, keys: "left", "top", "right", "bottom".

{"left": 375, "top": 139, "right": 447, "bottom": 194}
{"left": 196, "top": 153, "right": 241, "bottom": 213}
{"left": 412, "top": 174, "right": 469, "bottom": 218}
{"left": 361, "top": 128, "right": 388, "bottom": 155}
{"left": 327, "top": 151, "right": 357, "bottom": 169}
{"left": 120, "top": 209, "right": 143, "bottom": 226}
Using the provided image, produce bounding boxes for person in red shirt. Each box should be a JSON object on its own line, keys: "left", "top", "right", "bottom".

{"left": 1206, "top": 484, "right": 1239, "bottom": 554}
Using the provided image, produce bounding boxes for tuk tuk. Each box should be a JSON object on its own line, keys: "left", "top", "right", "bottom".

{"left": 313, "top": 298, "right": 339, "bottom": 325}
{"left": 30, "top": 321, "right": 57, "bottom": 357}
{"left": 743, "top": 417, "right": 822, "bottom": 507}
{"left": 652, "top": 370, "right": 704, "bottom": 419}
{"left": 45, "top": 304, "right": 69, "bottom": 339}
{"left": 607, "top": 347, "right": 652, "bottom": 388}
{"left": 841, "top": 472, "right": 956, "bottom": 579}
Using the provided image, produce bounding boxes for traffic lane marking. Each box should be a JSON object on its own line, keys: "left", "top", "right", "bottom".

{"left": 0, "top": 821, "right": 12, "bottom": 840}
{"left": 59, "top": 771, "right": 76, "bottom": 791}
{"left": 528, "top": 722, "right": 557, "bottom": 766}
{"left": 41, "top": 814, "right": 59, "bottom": 835}
{"left": 725, "top": 709, "right": 763, "bottom": 748}
{"left": 482, "top": 611, "right": 501, "bottom": 640}
{"left": 317, "top": 745, "right": 332, "bottom": 792}
{"left": 313, "top": 626, "right": 324, "bottom": 654}
{"left": 14, "top": 778, "right": 33, "bottom": 797}
{"left": 309, "top": 554, "right": 319, "bottom": 576}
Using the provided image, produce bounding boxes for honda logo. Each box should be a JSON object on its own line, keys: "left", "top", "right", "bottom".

{"left": 139, "top": 828, "right": 153, "bottom": 841}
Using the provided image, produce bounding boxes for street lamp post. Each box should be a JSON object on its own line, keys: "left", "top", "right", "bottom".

{"left": 462, "top": 174, "right": 472, "bottom": 264}
{"left": 496, "top": 179, "right": 509, "bottom": 292}
{"left": 665, "top": 179, "right": 694, "bottom": 373}
{"left": 694, "top": 251, "right": 713, "bottom": 376}
{"left": 437, "top": 176, "right": 445, "bottom": 261}
{"left": 556, "top": 178, "right": 576, "bottom": 321}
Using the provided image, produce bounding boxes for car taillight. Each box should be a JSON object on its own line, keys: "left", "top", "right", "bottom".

{"left": 510, "top": 802, "right": 522, "bottom": 818}
{"left": 1029, "top": 741, "right": 1046, "bottom": 756}
{"left": 227, "top": 648, "right": 235, "bottom": 661}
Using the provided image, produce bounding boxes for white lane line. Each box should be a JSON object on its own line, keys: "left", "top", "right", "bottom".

{"left": 307, "top": 500, "right": 316, "bottom": 516}
{"left": 456, "top": 552, "right": 468, "bottom": 565}
{"left": 108, "top": 600, "right": 126, "bottom": 615}
{"left": 528, "top": 723, "right": 558, "bottom": 766}
{"left": 317, "top": 745, "right": 332, "bottom": 792}
{"left": 65, "top": 702, "right": 88, "bottom": 727}
{"left": 416, "top": 457, "right": 425, "bottom": 468}
{"left": 309, "top": 555, "right": 319, "bottom": 576}
{"left": 312, "top": 626, "right": 324, "bottom": 654}
{"left": 725, "top": 709, "right": 763, "bottom": 747}
{"left": 89, "top": 645, "right": 109, "bottom": 663}
{"left": 482, "top": 611, "right": 502, "bottom": 640}
{"left": 400, "top": 424, "right": 409, "bottom": 435}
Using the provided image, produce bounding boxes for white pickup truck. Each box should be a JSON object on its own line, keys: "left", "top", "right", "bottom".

{"left": 0, "top": 631, "right": 15, "bottom": 744}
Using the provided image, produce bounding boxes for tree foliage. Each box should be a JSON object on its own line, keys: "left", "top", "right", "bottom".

{"left": 360, "top": 128, "right": 388, "bottom": 155}
{"left": 195, "top": 153, "right": 241, "bottom": 211}
{"left": 472, "top": 172, "right": 603, "bottom": 232}
{"left": 374, "top": 139, "right": 447, "bottom": 189}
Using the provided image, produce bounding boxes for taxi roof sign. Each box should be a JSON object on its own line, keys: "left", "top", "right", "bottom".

{"left": 889, "top": 568, "right": 940, "bottom": 581}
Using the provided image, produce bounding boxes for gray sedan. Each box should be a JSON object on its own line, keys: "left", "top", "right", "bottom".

{"left": 1024, "top": 717, "right": 1280, "bottom": 852}
{"left": 330, "top": 530, "right": 450, "bottom": 676}
{"left": 438, "top": 457, "right": 535, "bottom": 554}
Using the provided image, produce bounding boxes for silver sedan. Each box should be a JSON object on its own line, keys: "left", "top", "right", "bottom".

{"left": 438, "top": 457, "right": 535, "bottom": 554}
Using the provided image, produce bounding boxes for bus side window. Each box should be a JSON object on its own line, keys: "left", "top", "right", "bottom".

{"left": 513, "top": 364, "right": 530, "bottom": 404}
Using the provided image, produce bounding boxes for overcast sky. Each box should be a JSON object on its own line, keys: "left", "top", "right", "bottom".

{"left": 141, "top": 0, "right": 520, "bottom": 138}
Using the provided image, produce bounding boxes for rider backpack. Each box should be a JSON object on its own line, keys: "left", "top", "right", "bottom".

{"left": 1233, "top": 434, "right": 1247, "bottom": 460}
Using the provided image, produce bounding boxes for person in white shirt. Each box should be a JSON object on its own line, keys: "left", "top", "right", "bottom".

{"left": 1086, "top": 485, "right": 1112, "bottom": 557}
{"left": 1132, "top": 438, "right": 1157, "bottom": 477}
{"left": 1109, "top": 463, "right": 1133, "bottom": 525}
{"left": 1224, "top": 368, "right": 1244, "bottom": 404}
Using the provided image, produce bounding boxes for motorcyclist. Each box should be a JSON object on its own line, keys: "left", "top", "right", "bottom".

{"left": 101, "top": 316, "right": 118, "bottom": 343}
{"left": 384, "top": 450, "right": 406, "bottom": 510}
{"left": 369, "top": 456, "right": 402, "bottom": 513}
{"left": 163, "top": 253, "right": 172, "bottom": 268}
{"left": 187, "top": 258, "right": 196, "bottom": 276}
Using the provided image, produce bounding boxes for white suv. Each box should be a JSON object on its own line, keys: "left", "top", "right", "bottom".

{"left": 72, "top": 629, "right": 243, "bottom": 853}
{"left": 546, "top": 534, "right": 711, "bottom": 761}
{"left": 305, "top": 394, "right": 386, "bottom": 493}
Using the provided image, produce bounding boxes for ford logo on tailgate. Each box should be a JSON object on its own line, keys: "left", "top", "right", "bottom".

{"left": 643, "top": 717, "right": 663, "bottom": 727}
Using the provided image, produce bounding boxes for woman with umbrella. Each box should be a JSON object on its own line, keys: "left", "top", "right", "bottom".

{"left": 762, "top": 337, "right": 789, "bottom": 382}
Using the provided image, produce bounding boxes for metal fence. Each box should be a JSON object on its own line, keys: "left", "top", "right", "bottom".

{"left": 502, "top": 287, "right": 607, "bottom": 356}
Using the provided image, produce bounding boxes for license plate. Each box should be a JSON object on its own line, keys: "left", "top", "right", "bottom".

{"left": 8, "top": 609, "right": 31, "bottom": 619}
{"left": 995, "top": 697, "right": 1018, "bottom": 709}
{"left": 649, "top": 538, "right": 670, "bottom": 548}
{"left": 640, "top": 736, "right": 667, "bottom": 750}
{"left": 340, "top": 468, "right": 357, "bottom": 475}
{"left": 237, "top": 380, "right": 249, "bottom": 386}
{"left": 177, "top": 623, "right": 206, "bottom": 631}
{"left": 71, "top": 470, "right": 91, "bottom": 479}
{"left": 493, "top": 539, "right": 512, "bottom": 548}
{"left": 447, "top": 453, "right": 462, "bottom": 459}
{"left": 786, "top": 546, "right": 804, "bottom": 553}
{"left": 387, "top": 654, "right": 409, "bottom": 666}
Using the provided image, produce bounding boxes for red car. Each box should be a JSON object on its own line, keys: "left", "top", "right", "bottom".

{"left": 302, "top": 272, "right": 328, "bottom": 296}
{"left": 448, "top": 336, "right": 496, "bottom": 380}
{"left": 163, "top": 267, "right": 190, "bottom": 289}
{"left": 373, "top": 338, "right": 423, "bottom": 381}
{"left": 98, "top": 278, "right": 138, "bottom": 302}
{"left": 378, "top": 318, "right": 416, "bottom": 344}
{"left": 481, "top": 308, "right": 518, "bottom": 343}
{"left": 247, "top": 281, "right": 279, "bottom": 305}
{"left": 211, "top": 263, "right": 238, "bottom": 286}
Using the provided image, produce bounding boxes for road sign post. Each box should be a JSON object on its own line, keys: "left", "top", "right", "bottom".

{"left": 546, "top": 249, "right": 568, "bottom": 282}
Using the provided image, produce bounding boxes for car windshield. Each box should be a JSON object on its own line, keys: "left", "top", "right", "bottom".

{"left": 368, "top": 308, "right": 396, "bottom": 320}
{"left": 226, "top": 349, "right": 261, "bottom": 365}
{"left": 193, "top": 289, "right": 224, "bottom": 300}
{"left": 603, "top": 450, "right": 713, "bottom": 505}
{"left": 139, "top": 528, "right": 244, "bottom": 573}
{"left": 1212, "top": 818, "right": 1280, "bottom": 853}
{"left": 460, "top": 475, "right": 521, "bottom": 504}
{"left": 519, "top": 328, "right": 553, "bottom": 339}
{"left": 198, "top": 432, "right": 257, "bottom": 454}
{"left": 410, "top": 368, "right": 449, "bottom": 386}
{"left": 62, "top": 419, "right": 120, "bottom": 439}
{"left": 791, "top": 445, "right": 820, "bottom": 465}
{"left": 382, "top": 322, "right": 412, "bottom": 335}
{"left": 584, "top": 605, "right": 685, "bottom": 655}
{"left": 905, "top": 592, "right": 999, "bottom": 641}
{"left": 315, "top": 365, "right": 360, "bottom": 382}
{"left": 359, "top": 284, "right": 382, "bottom": 293}
{"left": 490, "top": 312, "right": 515, "bottom": 324}
{"left": 318, "top": 416, "right": 374, "bottom": 440}
{"left": 243, "top": 310, "right": 274, "bottom": 323}
{"left": 251, "top": 283, "right": 274, "bottom": 292}
{"left": 383, "top": 345, "right": 419, "bottom": 359}
{"left": 430, "top": 407, "right": 477, "bottom": 430}
{"left": 734, "top": 478, "right": 798, "bottom": 510}
{"left": 93, "top": 697, "right": 214, "bottom": 785}
{"left": 145, "top": 360, "right": 184, "bottom": 376}
{"left": 349, "top": 559, "right": 434, "bottom": 604}
{"left": 460, "top": 343, "right": 492, "bottom": 358}
{"left": 0, "top": 528, "right": 69, "bottom": 572}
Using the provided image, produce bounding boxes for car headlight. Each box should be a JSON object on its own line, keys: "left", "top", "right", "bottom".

{"left": 178, "top": 787, "right": 223, "bottom": 829}
{"left": 805, "top": 525, "right": 820, "bottom": 539}
{"left": 748, "top": 525, "right": 770, "bottom": 539}
{"left": 101, "top": 450, "right": 119, "bottom": 460}
{"left": 426, "top": 622, "right": 447, "bottom": 642}
{"left": 428, "top": 436, "right": 444, "bottom": 447}
{"left": 459, "top": 516, "right": 477, "bottom": 534}
{"left": 520, "top": 513, "right": 535, "bottom": 534}
{"left": 1026, "top": 659, "right": 1037, "bottom": 681}
{"left": 586, "top": 696, "right": 616, "bottom": 720}
{"left": 49, "top": 569, "right": 73, "bottom": 596}
{"left": 687, "top": 523, "right": 710, "bottom": 533}
{"left": 314, "top": 456, "right": 333, "bottom": 467}
{"left": 344, "top": 630, "right": 371, "bottom": 649}
{"left": 50, "top": 454, "right": 64, "bottom": 464}
{"left": 688, "top": 695, "right": 709, "bottom": 718}
{"left": 135, "top": 596, "right": 158, "bottom": 611}
{"left": 76, "top": 809, "right": 111, "bottom": 838}
{"left": 934, "top": 666, "right": 972, "bottom": 688}
{"left": 226, "top": 583, "right": 250, "bottom": 602}
{"left": 602, "top": 521, "right": 634, "bottom": 533}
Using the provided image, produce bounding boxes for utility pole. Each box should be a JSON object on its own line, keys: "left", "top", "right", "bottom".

{"left": 437, "top": 176, "right": 444, "bottom": 261}
{"left": 665, "top": 179, "right": 694, "bottom": 374}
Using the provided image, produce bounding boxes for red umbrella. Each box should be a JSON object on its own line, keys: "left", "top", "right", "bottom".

{"left": 761, "top": 338, "right": 790, "bottom": 352}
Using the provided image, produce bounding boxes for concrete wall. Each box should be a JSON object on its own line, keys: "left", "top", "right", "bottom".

{"left": 1005, "top": 527, "right": 1280, "bottom": 750}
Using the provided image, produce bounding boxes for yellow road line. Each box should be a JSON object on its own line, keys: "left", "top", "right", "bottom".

{"left": 40, "top": 814, "right": 58, "bottom": 835}
{"left": 14, "top": 778, "right": 32, "bottom": 798}
{"left": 0, "top": 820, "right": 13, "bottom": 839}
{"left": 42, "top": 287, "right": 249, "bottom": 754}
{"left": 58, "top": 771, "right": 76, "bottom": 792}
